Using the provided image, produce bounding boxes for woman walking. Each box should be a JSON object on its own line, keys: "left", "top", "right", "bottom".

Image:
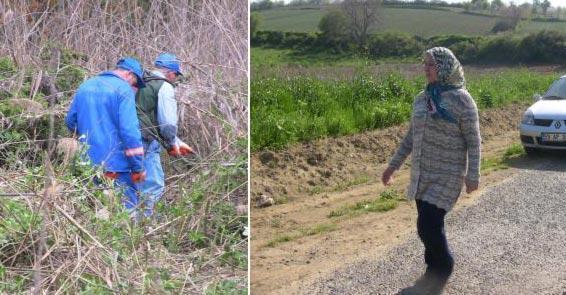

{"left": 382, "top": 47, "right": 481, "bottom": 295}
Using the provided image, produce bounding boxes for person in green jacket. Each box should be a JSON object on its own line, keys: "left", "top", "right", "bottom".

{"left": 136, "top": 53, "right": 193, "bottom": 217}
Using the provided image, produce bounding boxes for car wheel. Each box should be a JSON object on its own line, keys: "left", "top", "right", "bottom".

{"left": 524, "top": 146, "right": 538, "bottom": 156}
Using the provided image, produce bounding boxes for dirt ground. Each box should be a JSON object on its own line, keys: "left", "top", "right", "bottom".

{"left": 250, "top": 102, "right": 530, "bottom": 294}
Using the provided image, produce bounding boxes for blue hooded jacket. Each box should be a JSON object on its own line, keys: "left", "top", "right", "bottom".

{"left": 65, "top": 71, "right": 144, "bottom": 172}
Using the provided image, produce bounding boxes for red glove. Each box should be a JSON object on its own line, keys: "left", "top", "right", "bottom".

{"left": 103, "top": 172, "right": 119, "bottom": 180}
{"left": 130, "top": 171, "right": 146, "bottom": 183}
{"left": 168, "top": 142, "right": 193, "bottom": 157}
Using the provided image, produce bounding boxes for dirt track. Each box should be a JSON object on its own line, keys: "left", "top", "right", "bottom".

{"left": 250, "top": 102, "right": 534, "bottom": 294}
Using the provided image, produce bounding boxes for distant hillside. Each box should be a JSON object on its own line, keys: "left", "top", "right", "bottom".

{"left": 258, "top": 6, "right": 566, "bottom": 37}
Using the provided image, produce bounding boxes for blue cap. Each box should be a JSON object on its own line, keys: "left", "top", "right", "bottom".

{"left": 116, "top": 57, "right": 145, "bottom": 88}
{"left": 155, "top": 53, "right": 183, "bottom": 76}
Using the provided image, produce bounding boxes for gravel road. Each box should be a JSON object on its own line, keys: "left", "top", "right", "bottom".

{"left": 305, "top": 155, "right": 566, "bottom": 295}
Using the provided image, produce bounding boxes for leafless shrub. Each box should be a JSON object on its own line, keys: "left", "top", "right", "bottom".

{"left": 341, "top": 0, "right": 383, "bottom": 47}
{"left": 0, "top": 0, "right": 248, "bottom": 157}
{"left": 0, "top": 0, "right": 248, "bottom": 293}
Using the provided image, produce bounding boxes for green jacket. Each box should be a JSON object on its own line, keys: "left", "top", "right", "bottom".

{"left": 135, "top": 71, "right": 176, "bottom": 148}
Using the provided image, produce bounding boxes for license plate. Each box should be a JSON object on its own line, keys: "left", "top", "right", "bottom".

{"left": 542, "top": 133, "right": 566, "bottom": 142}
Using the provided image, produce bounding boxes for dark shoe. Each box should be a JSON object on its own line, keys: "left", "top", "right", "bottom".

{"left": 398, "top": 273, "right": 435, "bottom": 295}
{"left": 398, "top": 271, "right": 449, "bottom": 295}
{"left": 426, "top": 274, "right": 449, "bottom": 295}
{"left": 399, "top": 286, "right": 422, "bottom": 295}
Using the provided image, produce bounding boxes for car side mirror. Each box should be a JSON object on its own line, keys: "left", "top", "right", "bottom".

{"left": 533, "top": 94, "right": 542, "bottom": 102}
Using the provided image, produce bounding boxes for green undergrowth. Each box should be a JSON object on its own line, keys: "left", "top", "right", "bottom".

{"left": 0, "top": 47, "right": 86, "bottom": 101}
{"left": 0, "top": 140, "right": 248, "bottom": 293}
{"left": 0, "top": 101, "right": 68, "bottom": 170}
{"left": 0, "top": 50, "right": 86, "bottom": 169}
{"left": 206, "top": 279, "right": 248, "bottom": 295}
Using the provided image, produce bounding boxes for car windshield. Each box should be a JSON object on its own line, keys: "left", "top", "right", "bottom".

{"left": 543, "top": 77, "right": 566, "bottom": 100}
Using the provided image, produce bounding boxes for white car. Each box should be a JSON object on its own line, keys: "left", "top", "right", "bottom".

{"left": 520, "top": 75, "right": 566, "bottom": 154}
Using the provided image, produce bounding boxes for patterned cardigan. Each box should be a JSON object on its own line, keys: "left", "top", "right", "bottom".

{"left": 388, "top": 88, "right": 481, "bottom": 211}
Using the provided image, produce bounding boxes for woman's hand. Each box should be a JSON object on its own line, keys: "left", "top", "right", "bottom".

{"left": 381, "top": 166, "right": 396, "bottom": 186}
{"left": 465, "top": 179, "right": 479, "bottom": 193}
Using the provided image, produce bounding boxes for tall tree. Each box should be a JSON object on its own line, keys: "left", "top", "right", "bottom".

{"left": 519, "top": 2, "right": 533, "bottom": 18}
{"left": 532, "top": 0, "right": 541, "bottom": 14}
{"left": 318, "top": 10, "right": 348, "bottom": 44}
{"left": 251, "top": 12, "right": 262, "bottom": 37}
{"left": 505, "top": 3, "right": 524, "bottom": 26}
{"left": 251, "top": 0, "right": 273, "bottom": 11}
{"left": 541, "top": 0, "right": 551, "bottom": 16}
{"left": 341, "top": 0, "right": 382, "bottom": 48}
{"left": 471, "top": 0, "right": 489, "bottom": 10}
{"left": 491, "top": 0, "right": 504, "bottom": 14}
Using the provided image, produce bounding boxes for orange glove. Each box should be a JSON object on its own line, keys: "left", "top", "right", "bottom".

{"left": 130, "top": 171, "right": 146, "bottom": 183}
{"left": 103, "top": 172, "right": 119, "bottom": 180}
{"left": 179, "top": 142, "right": 193, "bottom": 156}
{"left": 168, "top": 142, "right": 193, "bottom": 157}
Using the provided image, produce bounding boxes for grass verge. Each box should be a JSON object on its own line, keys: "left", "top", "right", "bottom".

{"left": 481, "top": 143, "right": 526, "bottom": 173}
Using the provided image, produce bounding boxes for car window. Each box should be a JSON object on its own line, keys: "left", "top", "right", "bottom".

{"left": 544, "top": 78, "right": 566, "bottom": 99}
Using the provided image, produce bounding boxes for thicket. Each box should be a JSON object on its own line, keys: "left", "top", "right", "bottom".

{"left": 251, "top": 30, "right": 566, "bottom": 65}
{"left": 0, "top": 0, "right": 247, "bottom": 293}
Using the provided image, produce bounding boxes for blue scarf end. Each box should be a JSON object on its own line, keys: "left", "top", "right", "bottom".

{"left": 426, "top": 83, "right": 460, "bottom": 124}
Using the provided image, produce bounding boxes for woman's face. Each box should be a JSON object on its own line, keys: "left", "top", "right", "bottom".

{"left": 423, "top": 54, "right": 438, "bottom": 83}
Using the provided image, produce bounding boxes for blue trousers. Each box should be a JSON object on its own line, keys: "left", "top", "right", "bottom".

{"left": 140, "top": 139, "right": 165, "bottom": 217}
{"left": 416, "top": 199, "right": 454, "bottom": 278}
{"left": 114, "top": 172, "right": 140, "bottom": 212}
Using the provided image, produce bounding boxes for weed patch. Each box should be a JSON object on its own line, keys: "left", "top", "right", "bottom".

{"left": 481, "top": 143, "right": 526, "bottom": 174}
{"left": 328, "top": 189, "right": 401, "bottom": 218}
{"left": 252, "top": 70, "right": 556, "bottom": 150}
{"left": 332, "top": 175, "right": 371, "bottom": 192}
{"left": 265, "top": 222, "right": 338, "bottom": 247}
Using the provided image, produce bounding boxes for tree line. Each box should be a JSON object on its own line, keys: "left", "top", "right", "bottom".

{"left": 252, "top": 0, "right": 563, "bottom": 16}
{"left": 252, "top": 30, "right": 566, "bottom": 65}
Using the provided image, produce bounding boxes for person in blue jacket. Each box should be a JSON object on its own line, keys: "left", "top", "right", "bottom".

{"left": 136, "top": 53, "right": 193, "bottom": 217}
{"left": 65, "top": 57, "right": 148, "bottom": 215}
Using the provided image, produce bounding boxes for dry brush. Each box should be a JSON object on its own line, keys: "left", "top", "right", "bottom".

{"left": 0, "top": 0, "right": 248, "bottom": 293}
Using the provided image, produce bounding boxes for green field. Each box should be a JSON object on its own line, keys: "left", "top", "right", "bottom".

{"left": 257, "top": 7, "right": 566, "bottom": 36}
{"left": 517, "top": 20, "right": 566, "bottom": 33}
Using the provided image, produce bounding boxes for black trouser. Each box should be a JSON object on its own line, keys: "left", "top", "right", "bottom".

{"left": 416, "top": 199, "right": 454, "bottom": 278}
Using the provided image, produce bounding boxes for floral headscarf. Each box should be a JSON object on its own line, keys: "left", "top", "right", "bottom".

{"left": 424, "top": 47, "right": 465, "bottom": 123}
{"left": 425, "top": 47, "right": 465, "bottom": 87}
